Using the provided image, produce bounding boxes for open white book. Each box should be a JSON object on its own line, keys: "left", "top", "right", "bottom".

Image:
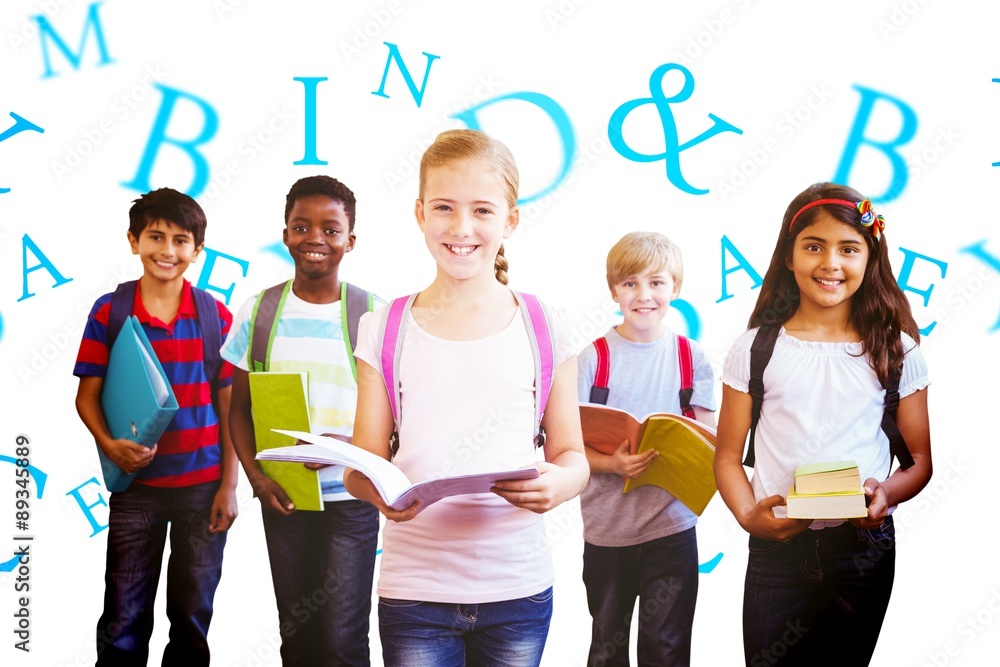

{"left": 258, "top": 430, "right": 539, "bottom": 513}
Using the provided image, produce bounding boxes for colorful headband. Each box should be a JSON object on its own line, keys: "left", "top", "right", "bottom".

{"left": 788, "top": 197, "right": 885, "bottom": 241}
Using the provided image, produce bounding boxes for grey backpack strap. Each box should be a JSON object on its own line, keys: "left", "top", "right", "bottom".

{"left": 248, "top": 281, "right": 292, "bottom": 373}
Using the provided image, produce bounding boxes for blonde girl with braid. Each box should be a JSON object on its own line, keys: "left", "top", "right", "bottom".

{"left": 345, "top": 129, "right": 589, "bottom": 667}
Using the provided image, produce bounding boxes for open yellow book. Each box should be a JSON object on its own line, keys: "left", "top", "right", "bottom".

{"left": 579, "top": 404, "right": 718, "bottom": 516}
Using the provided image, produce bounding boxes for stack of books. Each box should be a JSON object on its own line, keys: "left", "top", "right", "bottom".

{"left": 785, "top": 461, "right": 867, "bottom": 519}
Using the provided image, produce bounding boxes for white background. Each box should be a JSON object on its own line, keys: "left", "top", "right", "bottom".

{"left": 1, "top": 1, "right": 998, "bottom": 665}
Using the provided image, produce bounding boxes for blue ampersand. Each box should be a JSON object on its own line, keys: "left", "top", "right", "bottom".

{"left": 608, "top": 63, "right": 742, "bottom": 195}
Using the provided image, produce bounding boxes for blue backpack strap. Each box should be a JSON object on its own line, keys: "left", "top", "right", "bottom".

{"left": 108, "top": 281, "right": 138, "bottom": 348}
{"left": 676, "top": 335, "right": 696, "bottom": 419}
{"left": 191, "top": 286, "right": 223, "bottom": 399}
{"left": 513, "top": 291, "right": 554, "bottom": 448}
{"left": 745, "top": 323, "right": 781, "bottom": 468}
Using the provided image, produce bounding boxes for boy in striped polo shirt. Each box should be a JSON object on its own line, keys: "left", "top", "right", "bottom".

{"left": 74, "top": 188, "right": 238, "bottom": 666}
{"left": 223, "top": 175, "right": 380, "bottom": 666}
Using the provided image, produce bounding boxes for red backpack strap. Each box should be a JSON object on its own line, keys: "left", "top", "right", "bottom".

{"left": 378, "top": 294, "right": 416, "bottom": 457}
{"left": 589, "top": 337, "right": 611, "bottom": 405}
{"left": 676, "top": 335, "right": 696, "bottom": 419}
{"left": 514, "top": 291, "right": 554, "bottom": 448}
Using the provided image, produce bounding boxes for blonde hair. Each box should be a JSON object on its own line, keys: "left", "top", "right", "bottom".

{"left": 606, "top": 232, "right": 684, "bottom": 293}
{"left": 419, "top": 129, "right": 518, "bottom": 285}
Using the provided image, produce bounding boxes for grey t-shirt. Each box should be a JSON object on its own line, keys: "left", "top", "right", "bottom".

{"left": 576, "top": 326, "right": 717, "bottom": 547}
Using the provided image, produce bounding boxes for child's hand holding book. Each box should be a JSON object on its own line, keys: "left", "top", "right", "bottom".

{"left": 850, "top": 477, "right": 889, "bottom": 529}
{"left": 608, "top": 439, "right": 658, "bottom": 481}
{"left": 101, "top": 438, "right": 157, "bottom": 474}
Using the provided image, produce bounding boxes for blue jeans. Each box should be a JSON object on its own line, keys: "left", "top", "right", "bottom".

{"left": 743, "top": 517, "right": 896, "bottom": 666}
{"left": 96, "top": 481, "right": 226, "bottom": 667}
{"left": 261, "top": 499, "right": 379, "bottom": 667}
{"left": 583, "top": 527, "right": 699, "bottom": 667}
{"left": 378, "top": 587, "right": 554, "bottom": 667}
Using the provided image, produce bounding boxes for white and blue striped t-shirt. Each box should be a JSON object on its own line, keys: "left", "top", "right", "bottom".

{"left": 222, "top": 285, "right": 382, "bottom": 502}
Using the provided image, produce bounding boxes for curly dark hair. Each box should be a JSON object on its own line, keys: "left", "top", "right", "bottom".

{"left": 748, "top": 182, "right": 920, "bottom": 387}
{"left": 284, "top": 175, "right": 357, "bottom": 231}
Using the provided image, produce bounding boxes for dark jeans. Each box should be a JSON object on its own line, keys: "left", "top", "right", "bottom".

{"left": 583, "top": 527, "right": 699, "bottom": 667}
{"left": 378, "top": 587, "right": 553, "bottom": 667}
{"left": 96, "top": 481, "right": 226, "bottom": 667}
{"left": 743, "top": 517, "right": 896, "bottom": 667}
{"left": 261, "top": 499, "right": 379, "bottom": 667}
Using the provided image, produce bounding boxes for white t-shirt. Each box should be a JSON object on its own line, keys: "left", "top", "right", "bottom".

{"left": 222, "top": 287, "right": 382, "bottom": 502}
{"left": 354, "top": 297, "right": 573, "bottom": 604}
{"left": 722, "top": 327, "right": 929, "bottom": 527}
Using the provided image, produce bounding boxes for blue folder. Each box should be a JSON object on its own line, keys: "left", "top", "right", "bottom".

{"left": 99, "top": 315, "right": 178, "bottom": 491}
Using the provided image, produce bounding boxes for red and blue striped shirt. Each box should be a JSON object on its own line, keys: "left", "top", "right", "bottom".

{"left": 74, "top": 280, "right": 234, "bottom": 488}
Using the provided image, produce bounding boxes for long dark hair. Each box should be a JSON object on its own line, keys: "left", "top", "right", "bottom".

{"left": 748, "top": 182, "right": 919, "bottom": 387}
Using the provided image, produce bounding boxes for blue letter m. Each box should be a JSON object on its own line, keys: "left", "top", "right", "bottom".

{"left": 36, "top": 2, "right": 114, "bottom": 79}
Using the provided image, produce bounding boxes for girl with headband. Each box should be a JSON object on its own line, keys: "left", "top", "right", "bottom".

{"left": 714, "top": 182, "right": 932, "bottom": 665}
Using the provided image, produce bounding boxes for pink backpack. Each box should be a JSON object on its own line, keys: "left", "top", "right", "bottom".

{"left": 377, "top": 291, "right": 554, "bottom": 457}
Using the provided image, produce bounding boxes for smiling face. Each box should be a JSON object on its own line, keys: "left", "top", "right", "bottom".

{"left": 611, "top": 266, "right": 679, "bottom": 342}
{"left": 415, "top": 158, "right": 518, "bottom": 285}
{"left": 282, "top": 194, "right": 355, "bottom": 282}
{"left": 128, "top": 219, "right": 202, "bottom": 284}
{"left": 787, "top": 211, "right": 870, "bottom": 318}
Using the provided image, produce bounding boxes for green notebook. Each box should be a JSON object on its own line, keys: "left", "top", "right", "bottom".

{"left": 249, "top": 372, "right": 322, "bottom": 511}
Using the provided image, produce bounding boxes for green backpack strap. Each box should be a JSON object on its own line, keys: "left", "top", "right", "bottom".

{"left": 248, "top": 280, "right": 292, "bottom": 372}
{"left": 341, "top": 281, "right": 374, "bottom": 383}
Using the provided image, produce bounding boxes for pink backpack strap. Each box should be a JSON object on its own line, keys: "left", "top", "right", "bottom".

{"left": 378, "top": 294, "right": 417, "bottom": 433}
{"left": 676, "top": 334, "right": 696, "bottom": 419}
{"left": 513, "top": 291, "right": 554, "bottom": 447}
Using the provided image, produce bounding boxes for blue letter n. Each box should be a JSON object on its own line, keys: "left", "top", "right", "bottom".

{"left": 371, "top": 42, "right": 440, "bottom": 108}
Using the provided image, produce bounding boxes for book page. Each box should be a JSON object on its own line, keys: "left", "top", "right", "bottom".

{"left": 270, "top": 430, "right": 413, "bottom": 504}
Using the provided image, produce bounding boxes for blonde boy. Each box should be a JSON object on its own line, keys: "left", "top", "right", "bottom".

{"left": 576, "top": 231, "right": 716, "bottom": 667}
